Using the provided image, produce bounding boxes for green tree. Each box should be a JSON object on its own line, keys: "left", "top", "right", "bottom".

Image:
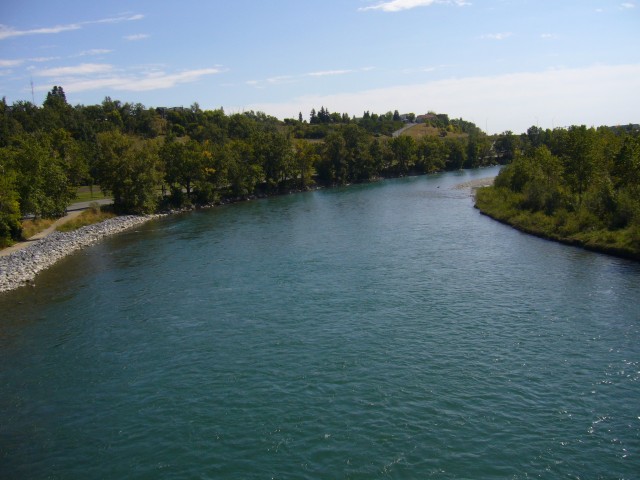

{"left": 161, "top": 138, "right": 206, "bottom": 202}
{"left": 10, "top": 132, "right": 74, "bottom": 217}
{"left": 293, "top": 140, "right": 318, "bottom": 189}
{"left": 389, "top": 135, "right": 417, "bottom": 175}
{"left": 320, "top": 131, "right": 348, "bottom": 184}
{"left": 0, "top": 161, "right": 22, "bottom": 246}
{"left": 95, "top": 131, "right": 161, "bottom": 213}
{"left": 221, "top": 139, "right": 263, "bottom": 196}
{"left": 416, "top": 136, "right": 446, "bottom": 173}
{"left": 494, "top": 131, "right": 519, "bottom": 164}
{"left": 253, "top": 131, "right": 293, "bottom": 191}
{"left": 444, "top": 137, "right": 467, "bottom": 170}
{"left": 560, "top": 126, "right": 599, "bottom": 206}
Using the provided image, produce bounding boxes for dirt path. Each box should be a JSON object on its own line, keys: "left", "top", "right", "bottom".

{"left": 0, "top": 211, "right": 85, "bottom": 257}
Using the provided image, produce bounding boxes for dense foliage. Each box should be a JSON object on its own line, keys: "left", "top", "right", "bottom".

{"left": 476, "top": 125, "right": 640, "bottom": 259}
{"left": 1, "top": 86, "right": 499, "bottom": 247}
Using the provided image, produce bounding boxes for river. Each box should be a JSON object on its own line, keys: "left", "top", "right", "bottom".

{"left": 1, "top": 166, "right": 639, "bottom": 479}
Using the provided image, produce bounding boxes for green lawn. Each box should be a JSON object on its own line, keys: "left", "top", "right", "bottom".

{"left": 75, "top": 186, "right": 109, "bottom": 203}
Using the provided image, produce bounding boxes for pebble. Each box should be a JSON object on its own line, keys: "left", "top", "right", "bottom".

{"left": 0, "top": 214, "right": 164, "bottom": 293}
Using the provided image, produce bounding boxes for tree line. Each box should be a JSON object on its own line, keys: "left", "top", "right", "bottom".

{"left": 0, "top": 86, "right": 501, "bottom": 247}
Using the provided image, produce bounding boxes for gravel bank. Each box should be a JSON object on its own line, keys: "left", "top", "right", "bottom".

{"left": 453, "top": 176, "right": 495, "bottom": 190}
{"left": 0, "top": 215, "right": 162, "bottom": 293}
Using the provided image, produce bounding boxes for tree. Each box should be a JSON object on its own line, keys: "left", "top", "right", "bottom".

{"left": 221, "top": 139, "right": 262, "bottom": 196}
{"left": 253, "top": 130, "right": 293, "bottom": 192}
{"left": 560, "top": 126, "right": 599, "bottom": 206}
{"left": 293, "top": 140, "right": 317, "bottom": 189}
{"left": 494, "top": 131, "right": 519, "bottom": 164}
{"left": 319, "top": 131, "right": 347, "bottom": 184}
{"left": 444, "top": 137, "right": 467, "bottom": 170}
{"left": 161, "top": 138, "right": 206, "bottom": 202}
{"left": 341, "top": 124, "right": 373, "bottom": 181}
{"left": 95, "top": 131, "right": 161, "bottom": 213}
{"left": 416, "top": 136, "right": 446, "bottom": 173}
{"left": 9, "top": 132, "right": 74, "bottom": 218}
{"left": 389, "top": 135, "right": 417, "bottom": 175}
{"left": 0, "top": 163, "right": 22, "bottom": 246}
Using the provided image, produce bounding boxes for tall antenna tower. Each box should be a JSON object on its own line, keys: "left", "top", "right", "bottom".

{"left": 30, "top": 77, "right": 35, "bottom": 104}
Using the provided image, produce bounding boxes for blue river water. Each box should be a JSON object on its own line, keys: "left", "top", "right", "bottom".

{"left": 1, "top": 166, "right": 639, "bottom": 479}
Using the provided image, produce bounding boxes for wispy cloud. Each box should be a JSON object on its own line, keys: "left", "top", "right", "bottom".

{"left": 35, "top": 63, "right": 114, "bottom": 77}
{"left": 29, "top": 56, "right": 61, "bottom": 62}
{"left": 306, "top": 69, "right": 354, "bottom": 77}
{"left": 359, "top": 0, "right": 469, "bottom": 12}
{"left": 124, "top": 33, "right": 150, "bottom": 41}
{"left": 0, "top": 59, "right": 24, "bottom": 67}
{"left": 246, "top": 67, "right": 369, "bottom": 89}
{"left": 0, "top": 14, "right": 143, "bottom": 41}
{"left": 33, "top": 64, "right": 223, "bottom": 93}
{"left": 621, "top": 2, "right": 635, "bottom": 8}
{"left": 401, "top": 64, "right": 451, "bottom": 74}
{"left": 76, "top": 49, "right": 113, "bottom": 57}
{"left": 94, "top": 14, "right": 144, "bottom": 24}
{"left": 480, "top": 32, "right": 512, "bottom": 40}
{"left": 0, "top": 23, "right": 81, "bottom": 40}
{"left": 540, "top": 33, "right": 558, "bottom": 40}
{"left": 266, "top": 75, "right": 295, "bottom": 84}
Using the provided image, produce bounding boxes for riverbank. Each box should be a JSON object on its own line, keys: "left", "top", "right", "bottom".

{"left": 0, "top": 215, "right": 163, "bottom": 293}
{"left": 475, "top": 187, "right": 640, "bottom": 262}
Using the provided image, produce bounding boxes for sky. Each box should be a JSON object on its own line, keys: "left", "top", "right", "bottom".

{"left": 1, "top": 0, "right": 639, "bottom": 134}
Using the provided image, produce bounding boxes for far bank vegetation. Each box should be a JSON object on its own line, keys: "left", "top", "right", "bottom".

{"left": 476, "top": 125, "right": 640, "bottom": 259}
{"left": 0, "top": 87, "right": 498, "bottom": 247}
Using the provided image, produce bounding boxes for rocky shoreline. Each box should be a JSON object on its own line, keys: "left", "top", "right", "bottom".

{"left": 0, "top": 214, "right": 162, "bottom": 293}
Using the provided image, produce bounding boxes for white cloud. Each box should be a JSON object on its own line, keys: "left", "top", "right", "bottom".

{"left": 306, "top": 69, "right": 354, "bottom": 77}
{"left": 0, "top": 14, "right": 143, "bottom": 41}
{"left": 35, "top": 63, "right": 114, "bottom": 77}
{"left": 0, "top": 59, "right": 24, "bottom": 67}
{"left": 266, "top": 75, "right": 295, "bottom": 84}
{"left": 94, "top": 14, "right": 145, "bottom": 24}
{"left": 359, "top": 0, "right": 468, "bottom": 12}
{"left": 540, "top": 33, "right": 558, "bottom": 39}
{"left": 247, "top": 68, "right": 367, "bottom": 88}
{"left": 76, "top": 49, "right": 113, "bottom": 57}
{"left": 29, "top": 56, "right": 61, "bottom": 62}
{"left": 124, "top": 34, "right": 150, "bottom": 41}
{"left": 480, "top": 32, "right": 512, "bottom": 40}
{"left": 621, "top": 2, "right": 635, "bottom": 8}
{"left": 245, "top": 64, "right": 640, "bottom": 134}
{"left": 0, "top": 23, "right": 81, "bottom": 40}
{"left": 34, "top": 66, "right": 223, "bottom": 93}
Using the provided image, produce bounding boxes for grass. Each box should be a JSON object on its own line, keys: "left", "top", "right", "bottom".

{"left": 400, "top": 124, "right": 469, "bottom": 139}
{"left": 56, "top": 205, "right": 116, "bottom": 232}
{"left": 20, "top": 218, "right": 57, "bottom": 239}
{"left": 75, "top": 186, "right": 109, "bottom": 203}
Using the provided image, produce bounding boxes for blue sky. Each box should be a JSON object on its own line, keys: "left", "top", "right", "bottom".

{"left": 1, "top": 0, "right": 639, "bottom": 133}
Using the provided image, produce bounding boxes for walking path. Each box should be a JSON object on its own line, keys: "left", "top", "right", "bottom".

{"left": 392, "top": 123, "right": 417, "bottom": 137}
{"left": 0, "top": 199, "right": 112, "bottom": 258}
